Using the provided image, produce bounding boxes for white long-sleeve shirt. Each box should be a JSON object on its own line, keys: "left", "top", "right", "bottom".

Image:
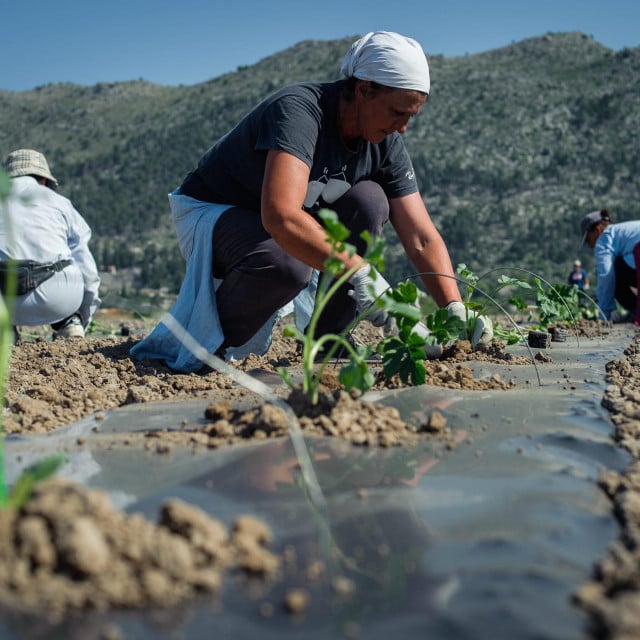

{"left": 0, "top": 176, "right": 101, "bottom": 325}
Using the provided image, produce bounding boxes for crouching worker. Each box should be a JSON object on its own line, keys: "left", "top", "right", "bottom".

{"left": 1, "top": 149, "right": 101, "bottom": 339}
{"left": 131, "top": 31, "right": 493, "bottom": 373}
{"left": 580, "top": 208, "right": 640, "bottom": 323}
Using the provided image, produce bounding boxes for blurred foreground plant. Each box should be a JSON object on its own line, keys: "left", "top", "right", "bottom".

{"left": 0, "top": 169, "right": 64, "bottom": 508}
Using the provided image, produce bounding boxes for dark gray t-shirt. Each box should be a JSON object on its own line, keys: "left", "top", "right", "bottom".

{"left": 181, "top": 80, "right": 419, "bottom": 213}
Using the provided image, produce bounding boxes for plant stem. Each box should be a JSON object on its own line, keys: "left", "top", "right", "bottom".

{"left": 0, "top": 299, "right": 9, "bottom": 506}
{"left": 0, "top": 182, "right": 16, "bottom": 507}
{"left": 301, "top": 262, "right": 365, "bottom": 403}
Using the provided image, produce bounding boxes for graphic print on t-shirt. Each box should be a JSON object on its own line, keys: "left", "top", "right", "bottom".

{"left": 303, "top": 165, "right": 351, "bottom": 209}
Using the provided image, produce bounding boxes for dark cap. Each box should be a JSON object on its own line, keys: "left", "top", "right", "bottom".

{"left": 580, "top": 209, "right": 612, "bottom": 248}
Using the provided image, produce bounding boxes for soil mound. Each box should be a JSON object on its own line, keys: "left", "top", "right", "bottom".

{"left": 0, "top": 478, "right": 280, "bottom": 621}
{"left": 574, "top": 333, "right": 640, "bottom": 639}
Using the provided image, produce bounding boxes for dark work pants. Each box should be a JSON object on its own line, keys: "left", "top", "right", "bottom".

{"left": 212, "top": 180, "right": 389, "bottom": 348}
{"left": 614, "top": 254, "right": 638, "bottom": 312}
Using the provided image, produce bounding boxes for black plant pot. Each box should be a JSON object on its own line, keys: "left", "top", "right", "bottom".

{"left": 528, "top": 330, "right": 551, "bottom": 348}
{"left": 549, "top": 326, "right": 568, "bottom": 342}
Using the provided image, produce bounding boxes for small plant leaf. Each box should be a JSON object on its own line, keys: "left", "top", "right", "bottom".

{"left": 339, "top": 353, "right": 375, "bottom": 393}
{"left": 509, "top": 296, "right": 529, "bottom": 312}
{"left": 362, "top": 232, "right": 385, "bottom": 272}
{"left": 318, "top": 209, "right": 350, "bottom": 243}
{"left": 324, "top": 255, "right": 346, "bottom": 277}
{"left": 388, "top": 280, "right": 419, "bottom": 304}
{"left": 0, "top": 172, "right": 11, "bottom": 199}
{"left": 466, "top": 301, "right": 484, "bottom": 313}
{"left": 379, "top": 335, "right": 427, "bottom": 386}
{"left": 384, "top": 300, "right": 421, "bottom": 323}
{"left": 278, "top": 367, "right": 293, "bottom": 387}
{"left": 282, "top": 324, "right": 303, "bottom": 340}
{"left": 493, "top": 326, "right": 523, "bottom": 345}
{"left": 425, "top": 308, "right": 465, "bottom": 345}
{"left": 497, "top": 274, "right": 532, "bottom": 289}
{"left": 7, "top": 455, "right": 66, "bottom": 509}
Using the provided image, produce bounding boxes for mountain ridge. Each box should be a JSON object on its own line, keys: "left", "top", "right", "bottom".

{"left": 1, "top": 31, "right": 638, "bottom": 294}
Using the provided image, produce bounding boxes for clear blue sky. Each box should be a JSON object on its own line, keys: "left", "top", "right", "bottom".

{"left": 2, "top": 0, "right": 638, "bottom": 92}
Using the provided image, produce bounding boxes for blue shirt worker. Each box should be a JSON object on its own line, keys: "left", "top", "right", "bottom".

{"left": 580, "top": 208, "right": 640, "bottom": 322}
{"left": 567, "top": 259, "right": 589, "bottom": 290}
{"left": 131, "top": 31, "right": 493, "bottom": 372}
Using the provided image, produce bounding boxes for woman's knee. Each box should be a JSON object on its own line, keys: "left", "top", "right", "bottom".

{"left": 237, "top": 239, "right": 312, "bottom": 292}
{"left": 269, "top": 250, "right": 313, "bottom": 291}
{"left": 331, "top": 180, "right": 389, "bottom": 237}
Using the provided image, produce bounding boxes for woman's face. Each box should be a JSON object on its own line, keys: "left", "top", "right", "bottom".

{"left": 586, "top": 223, "right": 604, "bottom": 248}
{"left": 352, "top": 82, "right": 427, "bottom": 144}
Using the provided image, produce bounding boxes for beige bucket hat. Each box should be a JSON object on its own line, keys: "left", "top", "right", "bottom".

{"left": 3, "top": 149, "right": 59, "bottom": 188}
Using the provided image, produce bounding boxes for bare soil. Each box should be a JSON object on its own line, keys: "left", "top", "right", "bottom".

{"left": 0, "top": 312, "right": 537, "bottom": 620}
{"left": 6, "top": 313, "right": 547, "bottom": 437}
{"left": 573, "top": 331, "right": 640, "bottom": 640}
{"left": 0, "top": 478, "right": 280, "bottom": 621}
{"left": 1, "top": 310, "right": 621, "bottom": 626}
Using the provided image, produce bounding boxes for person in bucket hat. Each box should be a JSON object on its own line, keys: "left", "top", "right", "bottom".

{"left": 579, "top": 208, "right": 640, "bottom": 322}
{"left": 1, "top": 149, "right": 101, "bottom": 339}
{"left": 131, "top": 31, "right": 492, "bottom": 372}
{"left": 4, "top": 149, "right": 59, "bottom": 190}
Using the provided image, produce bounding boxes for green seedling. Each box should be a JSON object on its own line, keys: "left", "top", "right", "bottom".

{"left": 390, "top": 266, "right": 537, "bottom": 355}
{"left": 0, "top": 169, "right": 64, "bottom": 508}
{"left": 279, "top": 209, "right": 385, "bottom": 404}
{"left": 376, "top": 280, "right": 432, "bottom": 385}
{"left": 534, "top": 278, "right": 569, "bottom": 327}
{"left": 280, "top": 209, "right": 431, "bottom": 401}
{"left": 281, "top": 220, "right": 554, "bottom": 396}
{"left": 533, "top": 279, "right": 599, "bottom": 327}
{"left": 4, "top": 456, "right": 66, "bottom": 509}
{"left": 492, "top": 269, "right": 589, "bottom": 331}
{"left": 456, "top": 264, "right": 530, "bottom": 344}
{"left": 423, "top": 307, "right": 466, "bottom": 346}
{"left": 476, "top": 265, "right": 603, "bottom": 349}
{"left": 412, "top": 264, "right": 525, "bottom": 347}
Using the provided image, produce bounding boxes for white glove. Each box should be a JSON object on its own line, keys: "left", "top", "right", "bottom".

{"left": 445, "top": 301, "right": 493, "bottom": 348}
{"left": 348, "top": 265, "right": 390, "bottom": 327}
{"left": 610, "top": 309, "right": 633, "bottom": 323}
{"left": 411, "top": 320, "right": 443, "bottom": 359}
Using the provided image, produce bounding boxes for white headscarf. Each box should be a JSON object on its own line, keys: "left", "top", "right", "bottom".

{"left": 339, "top": 31, "right": 430, "bottom": 95}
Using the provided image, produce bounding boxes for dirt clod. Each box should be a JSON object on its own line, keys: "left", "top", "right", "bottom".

{"left": 0, "top": 478, "right": 280, "bottom": 620}
{"left": 574, "top": 331, "right": 640, "bottom": 639}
